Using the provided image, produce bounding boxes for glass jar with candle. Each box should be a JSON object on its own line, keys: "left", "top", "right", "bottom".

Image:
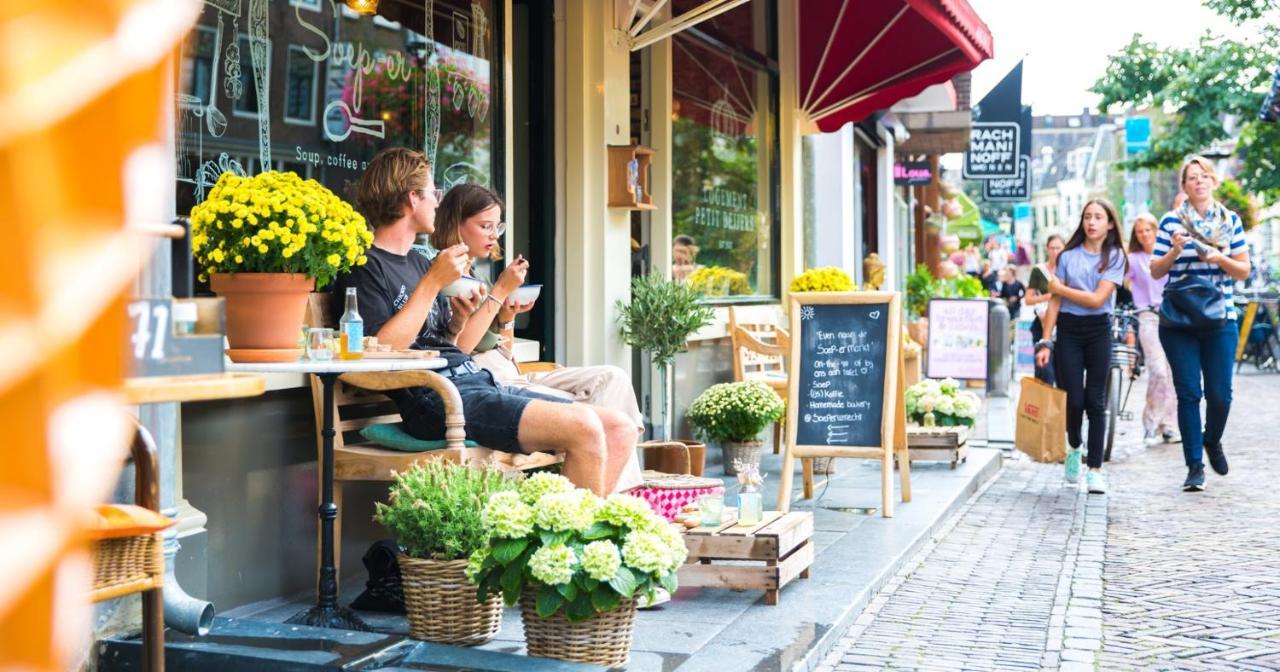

{"left": 734, "top": 462, "right": 766, "bottom": 525}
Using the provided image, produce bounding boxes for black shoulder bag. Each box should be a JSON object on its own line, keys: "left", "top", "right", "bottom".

{"left": 1158, "top": 217, "right": 1228, "bottom": 330}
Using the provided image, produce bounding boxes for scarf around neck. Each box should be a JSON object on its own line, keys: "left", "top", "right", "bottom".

{"left": 1176, "top": 198, "right": 1233, "bottom": 249}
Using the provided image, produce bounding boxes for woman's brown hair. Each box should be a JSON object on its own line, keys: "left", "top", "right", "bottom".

{"left": 1062, "top": 198, "right": 1129, "bottom": 274}
{"left": 430, "top": 183, "right": 504, "bottom": 262}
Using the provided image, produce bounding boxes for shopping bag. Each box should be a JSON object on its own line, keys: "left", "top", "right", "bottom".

{"left": 1015, "top": 376, "right": 1067, "bottom": 463}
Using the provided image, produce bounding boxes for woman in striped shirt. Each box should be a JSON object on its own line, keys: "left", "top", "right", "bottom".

{"left": 1150, "top": 156, "right": 1251, "bottom": 492}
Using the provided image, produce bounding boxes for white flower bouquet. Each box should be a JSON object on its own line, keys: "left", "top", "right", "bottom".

{"left": 904, "top": 378, "right": 981, "bottom": 428}
{"left": 467, "top": 472, "right": 687, "bottom": 622}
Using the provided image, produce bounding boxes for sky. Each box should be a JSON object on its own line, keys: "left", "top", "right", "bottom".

{"left": 964, "top": 0, "right": 1253, "bottom": 115}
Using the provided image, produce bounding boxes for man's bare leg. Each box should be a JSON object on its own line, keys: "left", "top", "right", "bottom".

{"left": 517, "top": 400, "right": 608, "bottom": 494}
{"left": 589, "top": 406, "right": 637, "bottom": 494}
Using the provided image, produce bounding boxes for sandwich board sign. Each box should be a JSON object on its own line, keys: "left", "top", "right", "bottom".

{"left": 779, "top": 292, "right": 911, "bottom": 517}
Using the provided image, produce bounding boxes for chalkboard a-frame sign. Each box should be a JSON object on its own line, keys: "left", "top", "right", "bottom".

{"left": 777, "top": 292, "right": 912, "bottom": 518}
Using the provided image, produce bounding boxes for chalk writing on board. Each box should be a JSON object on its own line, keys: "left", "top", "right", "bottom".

{"left": 794, "top": 303, "right": 889, "bottom": 448}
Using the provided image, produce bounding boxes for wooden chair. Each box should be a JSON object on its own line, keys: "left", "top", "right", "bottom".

{"left": 727, "top": 307, "right": 815, "bottom": 497}
{"left": 89, "top": 422, "right": 166, "bottom": 672}
{"left": 304, "top": 295, "right": 560, "bottom": 578}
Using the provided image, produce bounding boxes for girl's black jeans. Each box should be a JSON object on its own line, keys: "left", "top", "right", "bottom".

{"left": 1054, "top": 313, "right": 1111, "bottom": 468}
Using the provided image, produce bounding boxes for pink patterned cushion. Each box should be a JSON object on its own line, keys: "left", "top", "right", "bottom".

{"left": 632, "top": 485, "right": 725, "bottom": 521}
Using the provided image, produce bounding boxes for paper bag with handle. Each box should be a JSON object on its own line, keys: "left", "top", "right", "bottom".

{"left": 1016, "top": 376, "right": 1067, "bottom": 463}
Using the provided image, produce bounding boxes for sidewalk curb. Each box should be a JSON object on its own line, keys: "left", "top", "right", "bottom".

{"left": 795, "top": 452, "right": 1005, "bottom": 672}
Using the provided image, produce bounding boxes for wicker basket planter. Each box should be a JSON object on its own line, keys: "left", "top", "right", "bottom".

{"left": 811, "top": 456, "right": 837, "bottom": 475}
{"left": 721, "top": 439, "right": 763, "bottom": 476}
{"left": 519, "top": 589, "right": 638, "bottom": 668}
{"left": 400, "top": 555, "right": 502, "bottom": 645}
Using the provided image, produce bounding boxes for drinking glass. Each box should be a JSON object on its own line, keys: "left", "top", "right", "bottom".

{"left": 308, "top": 328, "right": 334, "bottom": 361}
{"left": 698, "top": 494, "right": 724, "bottom": 527}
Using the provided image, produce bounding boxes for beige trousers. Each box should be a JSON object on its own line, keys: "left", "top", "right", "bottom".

{"left": 471, "top": 349, "right": 645, "bottom": 492}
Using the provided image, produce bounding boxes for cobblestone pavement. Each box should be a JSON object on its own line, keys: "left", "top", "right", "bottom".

{"left": 817, "top": 370, "right": 1280, "bottom": 672}
{"left": 1100, "top": 371, "right": 1280, "bottom": 671}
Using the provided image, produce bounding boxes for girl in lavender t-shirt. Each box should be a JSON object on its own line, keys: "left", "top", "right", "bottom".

{"left": 1036, "top": 199, "right": 1129, "bottom": 495}
{"left": 1126, "top": 214, "right": 1178, "bottom": 446}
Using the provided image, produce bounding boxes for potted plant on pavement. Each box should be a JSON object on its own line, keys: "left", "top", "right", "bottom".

{"left": 617, "top": 272, "right": 715, "bottom": 473}
{"left": 687, "top": 381, "right": 784, "bottom": 476}
{"left": 373, "top": 461, "right": 517, "bottom": 645}
{"left": 467, "top": 473, "right": 687, "bottom": 668}
{"left": 189, "top": 171, "right": 372, "bottom": 359}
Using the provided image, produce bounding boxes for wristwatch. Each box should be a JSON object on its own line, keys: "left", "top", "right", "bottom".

{"left": 1035, "top": 339, "right": 1054, "bottom": 350}
{"left": 497, "top": 320, "right": 515, "bottom": 332}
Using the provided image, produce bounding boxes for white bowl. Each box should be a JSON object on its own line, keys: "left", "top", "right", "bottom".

{"left": 506, "top": 284, "right": 542, "bottom": 306}
{"left": 441, "top": 276, "right": 484, "bottom": 298}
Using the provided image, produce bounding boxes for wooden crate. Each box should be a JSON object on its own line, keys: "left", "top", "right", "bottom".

{"left": 678, "top": 511, "right": 813, "bottom": 605}
{"left": 906, "top": 426, "right": 969, "bottom": 469}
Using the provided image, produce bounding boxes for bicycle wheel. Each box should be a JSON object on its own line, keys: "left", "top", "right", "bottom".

{"left": 1104, "top": 365, "right": 1122, "bottom": 462}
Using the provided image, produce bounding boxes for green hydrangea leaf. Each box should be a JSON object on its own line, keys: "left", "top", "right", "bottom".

{"left": 492, "top": 537, "right": 529, "bottom": 566}
{"left": 591, "top": 584, "right": 621, "bottom": 613}
{"left": 607, "top": 565, "right": 639, "bottom": 598}
{"left": 536, "top": 584, "right": 564, "bottom": 618}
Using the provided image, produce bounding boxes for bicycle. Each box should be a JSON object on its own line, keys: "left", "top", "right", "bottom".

{"left": 1103, "top": 306, "right": 1144, "bottom": 462}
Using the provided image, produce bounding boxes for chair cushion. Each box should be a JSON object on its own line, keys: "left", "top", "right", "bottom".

{"left": 86, "top": 504, "right": 174, "bottom": 540}
{"left": 359, "top": 423, "right": 478, "bottom": 453}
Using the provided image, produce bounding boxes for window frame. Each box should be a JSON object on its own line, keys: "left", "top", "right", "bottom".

{"left": 231, "top": 33, "right": 270, "bottom": 120}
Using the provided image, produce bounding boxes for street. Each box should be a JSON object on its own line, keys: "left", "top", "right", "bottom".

{"left": 819, "top": 370, "right": 1280, "bottom": 671}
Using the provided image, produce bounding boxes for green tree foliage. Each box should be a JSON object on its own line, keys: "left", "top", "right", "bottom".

{"left": 1217, "top": 177, "right": 1260, "bottom": 229}
{"left": 1091, "top": 2, "right": 1280, "bottom": 198}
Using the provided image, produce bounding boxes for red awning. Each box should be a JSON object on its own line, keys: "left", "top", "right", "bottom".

{"left": 798, "top": 0, "right": 993, "bottom": 133}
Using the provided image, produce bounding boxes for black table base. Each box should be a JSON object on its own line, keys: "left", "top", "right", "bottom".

{"left": 288, "top": 372, "right": 370, "bottom": 632}
{"left": 285, "top": 604, "right": 369, "bottom": 631}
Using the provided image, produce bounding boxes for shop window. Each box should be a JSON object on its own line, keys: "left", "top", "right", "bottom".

{"left": 670, "top": 1, "right": 778, "bottom": 301}
{"left": 175, "top": 0, "right": 501, "bottom": 217}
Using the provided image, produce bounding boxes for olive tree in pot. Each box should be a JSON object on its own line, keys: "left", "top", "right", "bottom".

{"left": 616, "top": 273, "right": 715, "bottom": 472}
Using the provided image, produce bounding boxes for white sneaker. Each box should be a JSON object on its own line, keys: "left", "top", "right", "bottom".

{"left": 637, "top": 587, "right": 671, "bottom": 609}
{"left": 1143, "top": 430, "right": 1162, "bottom": 447}
{"left": 1086, "top": 469, "right": 1107, "bottom": 494}
{"left": 1162, "top": 430, "right": 1182, "bottom": 444}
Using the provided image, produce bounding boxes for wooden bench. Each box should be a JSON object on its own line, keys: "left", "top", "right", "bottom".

{"left": 678, "top": 511, "right": 814, "bottom": 605}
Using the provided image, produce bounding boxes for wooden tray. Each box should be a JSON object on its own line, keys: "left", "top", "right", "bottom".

{"left": 360, "top": 350, "right": 440, "bottom": 359}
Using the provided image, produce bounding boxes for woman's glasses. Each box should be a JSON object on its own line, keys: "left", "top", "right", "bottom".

{"left": 474, "top": 221, "right": 507, "bottom": 236}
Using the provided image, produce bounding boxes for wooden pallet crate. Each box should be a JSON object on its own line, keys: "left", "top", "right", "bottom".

{"left": 905, "top": 426, "right": 969, "bottom": 469}
{"left": 677, "top": 511, "right": 813, "bottom": 605}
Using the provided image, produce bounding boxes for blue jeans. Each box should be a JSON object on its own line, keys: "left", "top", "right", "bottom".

{"left": 1158, "top": 322, "right": 1237, "bottom": 467}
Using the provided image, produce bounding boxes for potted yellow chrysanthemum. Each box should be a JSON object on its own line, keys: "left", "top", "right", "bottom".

{"left": 189, "top": 171, "right": 371, "bottom": 358}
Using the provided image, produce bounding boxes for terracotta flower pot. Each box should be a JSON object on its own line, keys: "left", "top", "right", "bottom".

{"left": 210, "top": 273, "right": 315, "bottom": 351}
{"left": 639, "top": 439, "right": 706, "bottom": 476}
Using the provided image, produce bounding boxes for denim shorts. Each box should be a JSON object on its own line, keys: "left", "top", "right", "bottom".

{"left": 396, "top": 369, "right": 571, "bottom": 454}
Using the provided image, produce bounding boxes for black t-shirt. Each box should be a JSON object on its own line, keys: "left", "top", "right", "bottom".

{"left": 330, "top": 245, "right": 470, "bottom": 368}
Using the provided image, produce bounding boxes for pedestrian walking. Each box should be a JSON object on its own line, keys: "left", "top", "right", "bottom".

{"left": 1150, "top": 156, "right": 1252, "bottom": 492}
{"left": 1026, "top": 234, "right": 1065, "bottom": 385}
{"left": 1035, "top": 200, "right": 1128, "bottom": 494}
{"left": 1125, "top": 213, "right": 1179, "bottom": 447}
